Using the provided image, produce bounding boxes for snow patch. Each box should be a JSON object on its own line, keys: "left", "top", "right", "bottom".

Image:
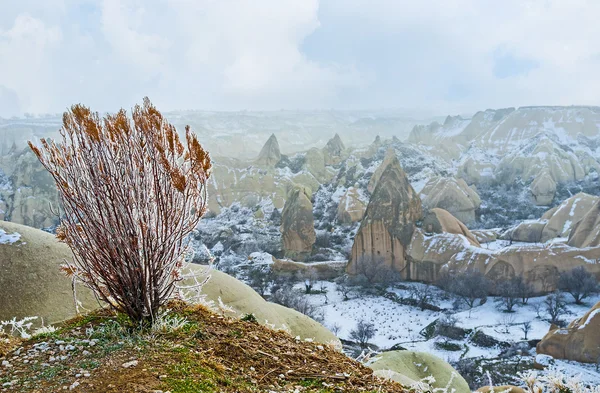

{"left": 0, "top": 229, "right": 21, "bottom": 245}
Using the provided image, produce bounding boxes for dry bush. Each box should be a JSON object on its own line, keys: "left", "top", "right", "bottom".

{"left": 29, "top": 98, "right": 212, "bottom": 323}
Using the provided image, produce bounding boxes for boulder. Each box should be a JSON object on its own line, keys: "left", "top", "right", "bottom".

{"left": 0, "top": 220, "right": 97, "bottom": 325}
{"left": 281, "top": 186, "right": 316, "bottom": 261}
{"left": 471, "top": 229, "right": 499, "bottom": 244}
{"left": 541, "top": 193, "right": 599, "bottom": 241}
{"left": 369, "top": 351, "right": 470, "bottom": 393}
{"left": 420, "top": 177, "right": 481, "bottom": 226}
{"left": 567, "top": 199, "right": 600, "bottom": 248}
{"left": 347, "top": 154, "right": 422, "bottom": 279}
{"left": 537, "top": 301, "right": 600, "bottom": 363}
{"left": 457, "top": 156, "right": 496, "bottom": 185}
{"left": 422, "top": 208, "right": 479, "bottom": 246}
{"left": 0, "top": 221, "right": 336, "bottom": 344}
{"left": 530, "top": 171, "right": 557, "bottom": 205}
{"left": 501, "top": 220, "right": 547, "bottom": 243}
{"left": 255, "top": 133, "right": 281, "bottom": 167}
{"left": 336, "top": 187, "right": 366, "bottom": 224}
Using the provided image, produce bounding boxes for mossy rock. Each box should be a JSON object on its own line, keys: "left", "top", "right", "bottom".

{"left": 0, "top": 220, "right": 336, "bottom": 345}
{"left": 0, "top": 220, "right": 97, "bottom": 325}
{"left": 369, "top": 351, "right": 470, "bottom": 393}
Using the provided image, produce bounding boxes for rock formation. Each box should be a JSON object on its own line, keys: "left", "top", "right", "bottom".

{"left": 0, "top": 149, "right": 60, "bottom": 229}
{"left": 255, "top": 133, "right": 281, "bottom": 166}
{"left": 281, "top": 186, "right": 316, "bottom": 261}
{"left": 499, "top": 193, "right": 599, "bottom": 244}
{"left": 567, "top": 199, "right": 600, "bottom": 248}
{"left": 537, "top": 301, "right": 600, "bottom": 363}
{"left": 530, "top": 171, "right": 557, "bottom": 205}
{"left": 540, "top": 193, "right": 598, "bottom": 241}
{"left": 304, "top": 147, "right": 328, "bottom": 182}
{"left": 336, "top": 187, "right": 366, "bottom": 224}
{"left": 410, "top": 231, "right": 600, "bottom": 292}
{"left": 501, "top": 220, "right": 547, "bottom": 243}
{"left": 420, "top": 177, "right": 481, "bottom": 226}
{"left": 323, "top": 133, "right": 346, "bottom": 165}
{"left": 367, "top": 148, "right": 397, "bottom": 193}
{"left": 370, "top": 351, "right": 470, "bottom": 393}
{"left": 347, "top": 155, "right": 422, "bottom": 278}
{"left": 471, "top": 229, "right": 499, "bottom": 244}
{"left": 497, "top": 137, "right": 587, "bottom": 184}
{"left": 411, "top": 106, "right": 600, "bottom": 189}
{"left": 422, "top": 208, "right": 480, "bottom": 246}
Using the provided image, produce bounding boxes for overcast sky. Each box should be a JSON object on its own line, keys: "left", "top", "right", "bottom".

{"left": 1, "top": 0, "right": 599, "bottom": 117}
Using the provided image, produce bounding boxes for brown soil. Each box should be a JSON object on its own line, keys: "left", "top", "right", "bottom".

{"left": 0, "top": 302, "right": 407, "bottom": 393}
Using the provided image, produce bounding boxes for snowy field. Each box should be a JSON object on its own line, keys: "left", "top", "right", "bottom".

{"left": 299, "top": 280, "right": 600, "bottom": 385}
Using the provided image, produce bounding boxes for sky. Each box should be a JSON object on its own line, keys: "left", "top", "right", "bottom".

{"left": 1, "top": 0, "right": 599, "bottom": 118}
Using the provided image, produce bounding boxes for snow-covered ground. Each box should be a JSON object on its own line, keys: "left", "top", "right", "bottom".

{"left": 0, "top": 229, "right": 21, "bottom": 245}
{"left": 299, "top": 279, "right": 600, "bottom": 385}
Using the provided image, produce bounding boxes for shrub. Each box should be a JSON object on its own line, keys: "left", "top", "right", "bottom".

{"left": 544, "top": 292, "right": 568, "bottom": 325}
{"left": 558, "top": 266, "right": 598, "bottom": 304}
{"left": 270, "top": 286, "right": 324, "bottom": 323}
{"left": 29, "top": 98, "right": 212, "bottom": 323}
{"left": 442, "top": 270, "right": 490, "bottom": 311}
{"left": 349, "top": 319, "right": 376, "bottom": 348}
{"left": 434, "top": 340, "right": 462, "bottom": 352}
{"left": 494, "top": 279, "right": 520, "bottom": 312}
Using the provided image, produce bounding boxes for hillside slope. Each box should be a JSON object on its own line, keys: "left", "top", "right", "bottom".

{"left": 0, "top": 302, "right": 406, "bottom": 393}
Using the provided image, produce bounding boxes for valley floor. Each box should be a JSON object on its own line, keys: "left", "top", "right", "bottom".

{"left": 298, "top": 280, "right": 600, "bottom": 387}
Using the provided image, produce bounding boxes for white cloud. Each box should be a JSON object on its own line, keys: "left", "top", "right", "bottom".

{"left": 0, "top": 14, "right": 62, "bottom": 115}
{"left": 0, "top": 0, "right": 599, "bottom": 116}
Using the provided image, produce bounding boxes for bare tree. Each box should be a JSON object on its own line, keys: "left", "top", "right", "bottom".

{"left": 409, "top": 284, "right": 436, "bottom": 311}
{"left": 270, "top": 285, "right": 324, "bottom": 323}
{"left": 329, "top": 323, "right": 341, "bottom": 336}
{"left": 29, "top": 98, "right": 212, "bottom": 323}
{"left": 513, "top": 275, "right": 534, "bottom": 305}
{"left": 495, "top": 279, "right": 520, "bottom": 313}
{"left": 349, "top": 319, "right": 376, "bottom": 348}
{"left": 247, "top": 267, "right": 273, "bottom": 298}
{"left": 499, "top": 314, "right": 516, "bottom": 334}
{"left": 334, "top": 274, "right": 353, "bottom": 301}
{"left": 445, "top": 271, "right": 490, "bottom": 312}
{"left": 300, "top": 267, "right": 319, "bottom": 294}
{"left": 544, "top": 292, "right": 568, "bottom": 325}
{"left": 521, "top": 321, "right": 532, "bottom": 340}
{"left": 353, "top": 254, "right": 398, "bottom": 287}
{"left": 558, "top": 266, "right": 598, "bottom": 305}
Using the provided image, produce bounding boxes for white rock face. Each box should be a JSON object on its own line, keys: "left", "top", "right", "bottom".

{"left": 530, "top": 171, "right": 557, "bottom": 206}
{"left": 420, "top": 177, "right": 481, "bottom": 226}
{"left": 409, "top": 106, "right": 600, "bottom": 190}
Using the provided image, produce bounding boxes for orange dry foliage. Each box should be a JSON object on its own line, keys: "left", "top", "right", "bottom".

{"left": 29, "top": 98, "right": 212, "bottom": 323}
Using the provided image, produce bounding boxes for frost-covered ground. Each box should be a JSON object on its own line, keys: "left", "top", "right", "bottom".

{"left": 298, "top": 280, "right": 600, "bottom": 386}
{"left": 0, "top": 228, "right": 21, "bottom": 244}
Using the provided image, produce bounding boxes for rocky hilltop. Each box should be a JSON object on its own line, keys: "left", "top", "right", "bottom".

{"left": 347, "top": 153, "right": 422, "bottom": 278}
{"left": 410, "top": 106, "right": 600, "bottom": 205}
